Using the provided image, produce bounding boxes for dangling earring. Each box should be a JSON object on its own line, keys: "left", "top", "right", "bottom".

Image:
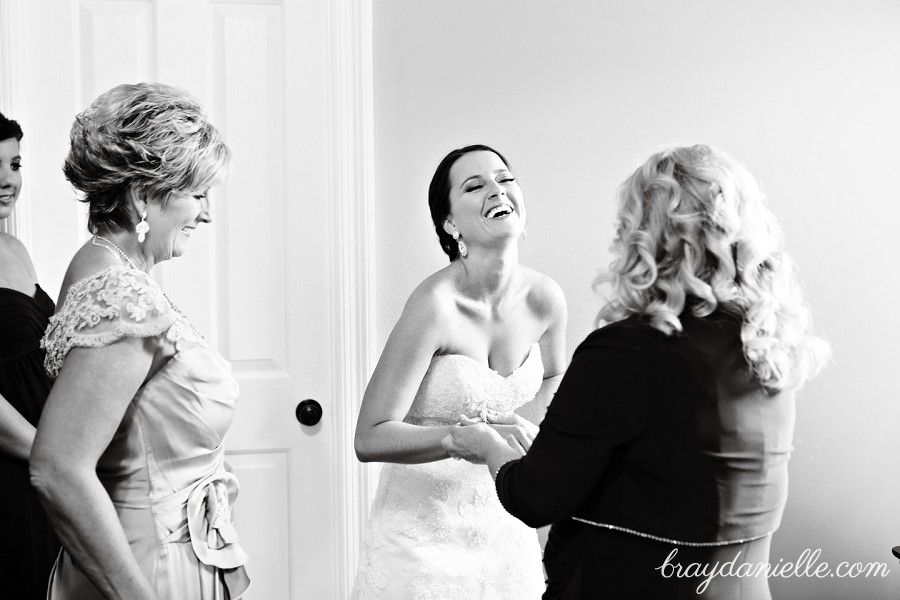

{"left": 136, "top": 210, "right": 149, "bottom": 243}
{"left": 452, "top": 231, "right": 468, "bottom": 258}
{"left": 522, "top": 228, "right": 528, "bottom": 240}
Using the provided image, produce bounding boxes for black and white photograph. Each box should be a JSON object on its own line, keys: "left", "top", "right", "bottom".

{"left": 0, "top": 0, "right": 897, "bottom": 598}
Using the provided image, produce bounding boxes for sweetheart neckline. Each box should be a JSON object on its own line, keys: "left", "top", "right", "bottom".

{"left": 433, "top": 342, "right": 540, "bottom": 379}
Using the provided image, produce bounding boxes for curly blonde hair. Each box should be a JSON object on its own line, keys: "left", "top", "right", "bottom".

{"left": 597, "top": 144, "right": 829, "bottom": 392}
{"left": 64, "top": 82, "right": 230, "bottom": 233}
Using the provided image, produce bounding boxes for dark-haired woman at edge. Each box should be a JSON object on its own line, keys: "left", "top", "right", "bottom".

{"left": 0, "top": 111, "right": 61, "bottom": 599}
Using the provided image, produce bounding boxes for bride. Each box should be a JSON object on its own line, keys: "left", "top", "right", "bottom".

{"left": 352, "top": 144, "right": 567, "bottom": 599}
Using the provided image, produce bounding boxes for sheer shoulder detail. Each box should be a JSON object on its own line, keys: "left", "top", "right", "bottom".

{"left": 41, "top": 265, "right": 206, "bottom": 378}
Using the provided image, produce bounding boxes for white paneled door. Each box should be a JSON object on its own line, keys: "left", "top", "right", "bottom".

{"left": 4, "top": 0, "right": 375, "bottom": 598}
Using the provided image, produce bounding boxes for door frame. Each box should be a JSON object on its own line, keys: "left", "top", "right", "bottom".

{"left": 0, "top": 0, "right": 29, "bottom": 242}
{"left": 322, "top": 0, "right": 378, "bottom": 594}
{"left": 0, "top": 0, "right": 378, "bottom": 593}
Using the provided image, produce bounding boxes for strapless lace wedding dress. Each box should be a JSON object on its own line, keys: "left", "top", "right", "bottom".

{"left": 351, "top": 344, "right": 545, "bottom": 599}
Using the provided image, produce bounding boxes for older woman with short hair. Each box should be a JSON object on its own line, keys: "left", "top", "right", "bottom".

{"left": 446, "top": 144, "right": 830, "bottom": 599}
{"left": 30, "top": 82, "right": 249, "bottom": 600}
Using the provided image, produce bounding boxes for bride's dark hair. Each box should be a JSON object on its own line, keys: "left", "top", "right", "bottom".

{"left": 0, "top": 111, "right": 23, "bottom": 142}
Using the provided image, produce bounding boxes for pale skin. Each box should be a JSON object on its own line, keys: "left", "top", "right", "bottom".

{"left": 442, "top": 419, "right": 526, "bottom": 479}
{"left": 29, "top": 187, "right": 212, "bottom": 600}
{"left": 355, "top": 150, "right": 567, "bottom": 464}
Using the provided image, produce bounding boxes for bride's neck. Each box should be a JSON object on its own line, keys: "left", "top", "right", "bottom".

{"left": 456, "top": 243, "right": 519, "bottom": 302}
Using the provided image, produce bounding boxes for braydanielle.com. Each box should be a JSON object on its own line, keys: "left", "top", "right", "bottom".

{"left": 655, "top": 548, "right": 891, "bottom": 594}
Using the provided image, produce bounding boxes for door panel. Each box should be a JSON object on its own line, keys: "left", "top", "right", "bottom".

{"left": 4, "top": 0, "right": 376, "bottom": 596}
{"left": 227, "top": 450, "right": 291, "bottom": 599}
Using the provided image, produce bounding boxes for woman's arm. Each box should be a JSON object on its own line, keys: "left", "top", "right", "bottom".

{"left": 497, "top": 330, "right": 648, "bottom": 527}
{"left": 443, "top": 422, "right": 523, "bottom": 474}
{"left": 516, "top": 276, "right": 568, "bottom": 425}
{"left": 448, "top": 327, "right": 648, "bottom": 528}
{"left": 354, "top": 285, "right": 456, "bottom": 464}
{"left": 0, "top": 393, "right": 36, "bottom": 461}
{"left": 30, "top": 337, "right": 160, "bottom": 600}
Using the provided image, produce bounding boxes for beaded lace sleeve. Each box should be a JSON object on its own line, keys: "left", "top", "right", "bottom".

{"left": 41, "top": 265, "right": 178, "bottom": 378}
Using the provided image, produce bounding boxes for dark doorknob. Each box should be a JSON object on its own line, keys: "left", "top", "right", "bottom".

{"left": 296, "top": 399, "right": 323, "bottom": 426}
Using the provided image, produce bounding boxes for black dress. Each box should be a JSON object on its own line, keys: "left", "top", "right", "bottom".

{"left": 496, "top": 312, "right": 794, "bottom": 599}
{"left": 0, "top": 284, "right": 61, "bottom": 599}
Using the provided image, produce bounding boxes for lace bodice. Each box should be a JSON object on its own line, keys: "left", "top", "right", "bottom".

{"left": 404, "top": 343, "right": 543, "bottom": 425}
{"left": 41, "top": 265, "right": 207, "bottom": 378}
{"left": 352, "top": 343, "right": 546, "bottom": 599}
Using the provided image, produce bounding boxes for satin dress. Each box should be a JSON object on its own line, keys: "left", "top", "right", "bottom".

{"left": 351, "top": 343, "right": 546, "bottom": 600}
{"left": 41, "top": 265, "right": 250, "bottom": 599}
{"left": 0, "top": 284, "right": 61, "bottom": 599}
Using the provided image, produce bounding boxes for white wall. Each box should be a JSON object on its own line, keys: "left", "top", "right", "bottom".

{"left": 374, "top": 1, "right": 900, "bottom": 597}
{"left": 0, "top": 0, "right": 83, "bottom": 300}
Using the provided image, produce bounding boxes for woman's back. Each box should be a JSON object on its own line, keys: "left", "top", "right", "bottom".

{"left": 568, "top": 311, "right": 794, "bottom": 544}
{"left": 527, "top": 311, "right": 792, "bottom": 599}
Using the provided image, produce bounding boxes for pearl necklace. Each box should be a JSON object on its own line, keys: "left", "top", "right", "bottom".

{"left": 92, "top": 235, "right": 140, "bottom": 271}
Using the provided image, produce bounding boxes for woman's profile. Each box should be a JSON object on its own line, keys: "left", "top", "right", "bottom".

{"left": 30, "top": 83, "right": 249, "bottom": 600}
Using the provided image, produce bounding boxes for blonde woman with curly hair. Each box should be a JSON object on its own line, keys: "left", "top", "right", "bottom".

{"left": 446, "top": 144, "right": 829, "bottom": 599}
{"left": 30, "top": 83, "right": 249, "bottom": 600}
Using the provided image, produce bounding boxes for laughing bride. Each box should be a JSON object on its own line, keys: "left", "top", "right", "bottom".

{"left": 351, "top": 144, "right": 567, "bottom": 599}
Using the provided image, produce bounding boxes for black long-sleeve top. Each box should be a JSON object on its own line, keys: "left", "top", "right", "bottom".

{"left": 496, "top": 311, "right": 794, "bottom": 544}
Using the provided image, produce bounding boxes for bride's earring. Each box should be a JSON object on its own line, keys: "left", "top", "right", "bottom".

{"left": 136, "top": 211, "right": 149, "bottom": 244}
{"left": 452, "top": 231, "right": 468, "bottom": 258}
{"left": 522, "top": 228, "right": 528, "bottom": 240}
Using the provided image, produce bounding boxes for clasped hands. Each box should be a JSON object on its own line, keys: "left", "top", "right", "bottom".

{"left": 441, "top": 409, "right": 537, "bottom": 464}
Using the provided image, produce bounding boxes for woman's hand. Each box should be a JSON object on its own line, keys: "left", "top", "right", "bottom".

{"left": 442, "top": 422, "right": 506, "bottom": 464}
{"left": 443, "top": 420, "right": 529, "bottom": 479}
{"left": 459, "top": 410, "right": 538, "bottom": 452}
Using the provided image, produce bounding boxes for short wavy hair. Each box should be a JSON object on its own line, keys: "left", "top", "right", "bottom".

{"left": 597, "top": 144, "right": 829, "bottom": 393}
{"left": 0, "top": 111, "right": 23, "bottom": 142}
{"left": 428, "top": 144, "right": 511, "bottom": 261}
{"left": 64, "top": 82, "right": 231, "bottom": 233}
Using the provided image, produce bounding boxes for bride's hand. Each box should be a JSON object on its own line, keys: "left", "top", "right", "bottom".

{"left": 484, "top": 410, "right": 537, "bottom": 453}
{"left": 484, "top": 410, "right": 538, "bottom": 433}
{"left": 458, "top": 411, "right": 536, "bottom": 454}
{"left": 442, "top": 422, "right": 505, "bottom": 464}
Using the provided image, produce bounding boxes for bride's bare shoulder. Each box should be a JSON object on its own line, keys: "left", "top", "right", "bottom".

{"left": 404, "top": 266, "right": 459, "bottom": 319}
{"left": 519, "top": 265, "right": 566, "bottom": 320}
